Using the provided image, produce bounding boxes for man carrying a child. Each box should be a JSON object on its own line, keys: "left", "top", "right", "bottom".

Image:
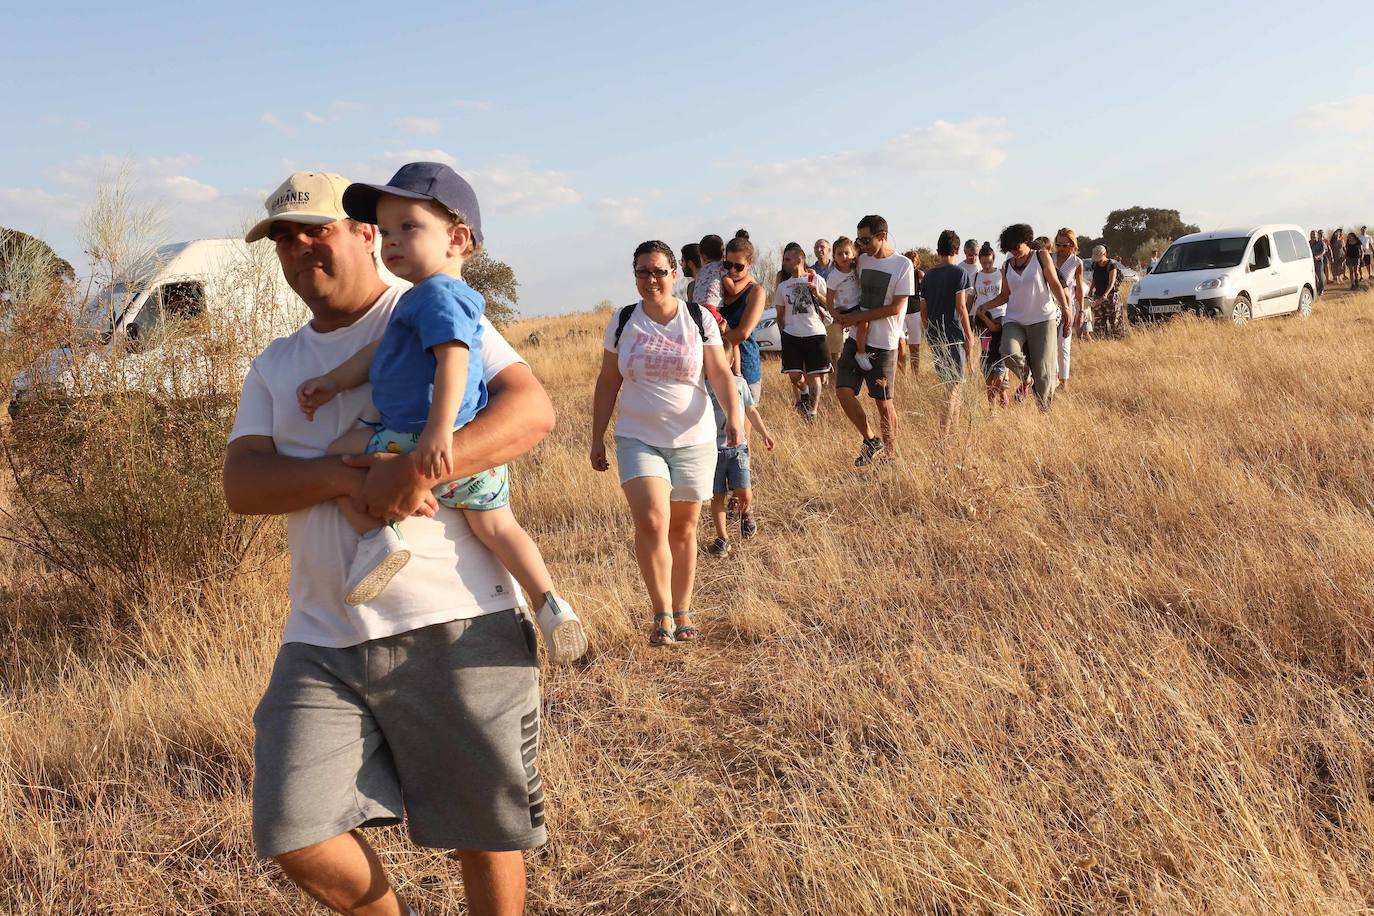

{"left": 224, "top": 169, "right": 554, "bottom": 916}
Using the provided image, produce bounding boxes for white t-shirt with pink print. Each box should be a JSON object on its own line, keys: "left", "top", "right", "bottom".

{"left": 603, "top": 298, "right": 723, "bottom": 449}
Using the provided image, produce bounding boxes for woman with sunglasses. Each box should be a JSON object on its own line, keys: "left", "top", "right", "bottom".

{"left": 718, "top": 230, "right": 768, "bottom": 403}
{"left": 1052, "top": 228, "right": 1084, "bottom": 393}
{"left": 590, "top": 241, "right": 743, "bottom": 646}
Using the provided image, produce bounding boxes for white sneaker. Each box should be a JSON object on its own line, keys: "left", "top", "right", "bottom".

{"left": 855, "top": 351, "right": 873, "bottom": 371}
{"left": 344, "top": 525, "right": 411, "bottom": 606}
{"left": 535, "top": 591, "right": 589, "bottom": 664}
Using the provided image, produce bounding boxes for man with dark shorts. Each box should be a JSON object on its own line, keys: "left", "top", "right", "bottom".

{"left": 920, "top": 230, "right": 977, "bottom": 439}
{"left": 831, "top": 214, "right": 914, "bottom": 466}
{"left": 224, "top": 172, "right": 555, "bottom": 916}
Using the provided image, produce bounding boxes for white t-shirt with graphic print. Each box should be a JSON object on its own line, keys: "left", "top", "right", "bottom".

{"left": 774, "top": 274, "right": 830, "bottom": 338}
{"left": 604, "top": 299, "right": 724, "bottom": 449}
{"left": 228, "top": 285, "right": 524, "bottom": 649}
{"left": 855, "top": 252, "right": 916, "bottom": 350}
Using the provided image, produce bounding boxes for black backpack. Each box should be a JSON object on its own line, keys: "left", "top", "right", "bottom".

{"left": 613, "top": 301, "right": 709, "bottom": 348}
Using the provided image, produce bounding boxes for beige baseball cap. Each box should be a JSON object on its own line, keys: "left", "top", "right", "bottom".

{"left": 244, "top": 171, "right": 351, "bottom": 243}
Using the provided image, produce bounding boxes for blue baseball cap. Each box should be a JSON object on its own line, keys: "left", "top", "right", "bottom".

{"left": 342, "top": 162, "right": 484, "bottom": 244}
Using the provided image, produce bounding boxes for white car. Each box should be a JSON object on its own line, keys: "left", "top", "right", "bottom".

{"left": 753, "top": 315, "right": 781, "bottom": 353}
{"left": 11, "top": 238, "right": 307, "bottom": 411}
{"left": 1126, "top": 224, "right": 1315, "bottom": 325}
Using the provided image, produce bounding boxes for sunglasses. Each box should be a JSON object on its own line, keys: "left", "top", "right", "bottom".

{"left": 634, "top": 268, "right": 671, "bottom": 280}
{"left": 855, "top": 236, "right": 875, "bottom": 247}
{"left": 722, "top": 260, "right": 748, "bottom": 273}
{"left": 1055, "top": 242, "right": 1073, "bottom": 249}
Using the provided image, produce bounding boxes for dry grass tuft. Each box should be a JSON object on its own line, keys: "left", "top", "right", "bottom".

{"left": 3, "top": 291, "right": 1374, "bottom": 914}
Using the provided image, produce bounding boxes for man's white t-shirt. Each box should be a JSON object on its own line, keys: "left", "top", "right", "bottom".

{"left": 228, "top": 285, "right": 525, "bottom": 648}
{"left": 958, "top": 260, "right": 980, "bottom": 286}
{"left": 691, "top": 261, "right": 724, "bottom": 309}
{"left": 603, "top": 299, "right": 723, "bottom": 449}
{"left": 1362, "top": 233, "right": 1373, "bottom": 255}
{"left": 856, "top": 252, "right": 916, "bottom": 350}
{"left": 774, "top": 274, "right": 829, "bottom": 338}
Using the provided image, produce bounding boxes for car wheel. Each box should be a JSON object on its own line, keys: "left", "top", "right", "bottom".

{"left": 1230, "top": 294, "right": 1252, "bottom": 326}
{"left": 1294, "top": 286, "right": 1313, "bottom": 318}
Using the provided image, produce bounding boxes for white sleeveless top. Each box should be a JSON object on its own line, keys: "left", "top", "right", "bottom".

{"left": 1004, "top": 252, "right": 1059, "bottom": 325}
{"left": 1056, "top": 254, "right": 1083, "bottom": 309}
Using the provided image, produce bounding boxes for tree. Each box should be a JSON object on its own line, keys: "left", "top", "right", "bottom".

{"left": 1076, "top": 234, "right": 1102, "bottom": 259}
{"left": 463, "top": 251, "right": 519, "bottom": 327}
{"left": 0, "top": 227, "right": 74, "bottom": 300}
{"left": 1099, "top": 208, "right": 1199, "bottom": 260}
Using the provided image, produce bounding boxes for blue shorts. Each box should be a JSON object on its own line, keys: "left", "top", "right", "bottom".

{"left": 366, "top": 427, "right": 510, "bottom": 511}
{"left": 712, "top": 444, "right": 751, "bottom": 496}
{"left": 614, "top": 436, "right": 715, "bottom": 502}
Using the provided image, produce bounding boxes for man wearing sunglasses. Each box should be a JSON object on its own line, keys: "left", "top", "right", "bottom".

{"left": 830, "top": 215, "right": 915, "bottom": 466}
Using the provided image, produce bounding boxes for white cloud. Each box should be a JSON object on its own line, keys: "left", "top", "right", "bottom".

{"left": 303, "top": 111, "right": 326, "bottom": 125}
{"left": 594, "top": 196, "right": 647, "bottom": 226}
{"left": 392, "top": 116, "right": 443, "bottom": 136}
{"left": 741, "top": 117, "right": 1011, "bottom": 196}
{"left": 367, "top": 149, "right": 458, "bottom": 171}
{"left": 469, "top": 156, "right": 580, "bottom": 214}
{"left": 342, "top": 151, "right": 578, "bottom": 215}
{"left": 1297, "top": 96, "right": 1374, "bottom": 134}
{"left": 41, "top": 114, "right": 90, "bottom": 130}
{"left": 451, "top": 99, "right": 494, "bottom": 112}
{"left": 261, "top": 112, "right": 294, "bottom": 135}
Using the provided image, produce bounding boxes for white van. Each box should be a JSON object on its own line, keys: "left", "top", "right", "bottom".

{"left": 1126, "top": 224, "right": 1316, "bottom": 325}
{"left": 12, "top": 238, "right": 307, "bottom": 409}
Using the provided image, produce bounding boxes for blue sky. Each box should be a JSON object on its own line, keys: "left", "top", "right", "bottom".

{"left": 4, "top": 0, "right": 1374, "bottom": 316}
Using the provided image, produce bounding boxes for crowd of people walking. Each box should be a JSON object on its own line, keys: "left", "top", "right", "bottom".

{"left": 589, "top": 214, "right": 1151, "bottom": 657}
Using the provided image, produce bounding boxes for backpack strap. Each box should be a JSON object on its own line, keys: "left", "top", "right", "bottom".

{"left": 612, "top": 303, "right": 637, "bottom": 348}
{"left": 684, "top": 301, "right": 708, "bottom": 342}
{"left": 613, "top": 300, "right": 708, "bottom": 348}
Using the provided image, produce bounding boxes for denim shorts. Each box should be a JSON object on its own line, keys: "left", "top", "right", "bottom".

{"left": 367, "top": 427, "right": 510, "bottom": 512}
{"left": 712, "top": 444, "right": 751, "bottom": 496}
{"left": 615, "top": 436, "right": 716, "bottom": 502}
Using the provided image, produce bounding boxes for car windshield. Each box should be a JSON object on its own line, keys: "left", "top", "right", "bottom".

{"left": 1153, "top": 238, "right": 1248, "bottom": 274}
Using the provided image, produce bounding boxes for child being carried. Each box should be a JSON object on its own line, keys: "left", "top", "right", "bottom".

{"left": 296, "top": 162, "right": 587, "bottom": 663}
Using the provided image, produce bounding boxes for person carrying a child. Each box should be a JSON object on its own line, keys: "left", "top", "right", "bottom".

{"left": 295, "top": 162, "right": 587, "bottom": 664}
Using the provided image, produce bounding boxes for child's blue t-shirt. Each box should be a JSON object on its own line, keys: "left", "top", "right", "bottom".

{"left": 707, "top": 374, "right": 753, "bottom": 449}
{"left": 370, "top": 274, "right": 487, "bottom": 434}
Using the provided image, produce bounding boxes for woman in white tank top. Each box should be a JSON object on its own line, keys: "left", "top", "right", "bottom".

{"left": 1053, "top": 228, "right": 1084, "bottom": 391}
{"left": 977, "top": 224, "right": 1070, "bottom": 410}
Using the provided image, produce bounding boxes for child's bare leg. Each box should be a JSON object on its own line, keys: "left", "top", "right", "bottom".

{"left": 736, "top": 488, "right": 753, "bottom": 516}
{"left": 711, "top": 494, "right": 728, "bottom": 540}
{"left": 855, "top": 320, "right": 870, "bottom": 354}
{"left": 326, "top": 428, "right": 384, "bottom": 536}
{"left": 463, "top": 505, "right": 555, "bottom": 610}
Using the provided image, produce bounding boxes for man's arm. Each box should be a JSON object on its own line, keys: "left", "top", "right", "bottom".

{"left": 345, "top": 360, "right": 555, "bottom": 522}
{"left": 834, "top": 295, "right": 907, "bottom": 327}
{"left": 223, "top": 436, "right": 369, "bottom": 516}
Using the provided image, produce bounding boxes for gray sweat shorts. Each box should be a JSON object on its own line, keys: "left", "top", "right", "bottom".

{"left": 252, "top": 611, "right": 546, "bottom": 858}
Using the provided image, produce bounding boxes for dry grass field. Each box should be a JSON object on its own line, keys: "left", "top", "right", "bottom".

{"left": 3, "top": 287, "right": 1374, "bottom": 914}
